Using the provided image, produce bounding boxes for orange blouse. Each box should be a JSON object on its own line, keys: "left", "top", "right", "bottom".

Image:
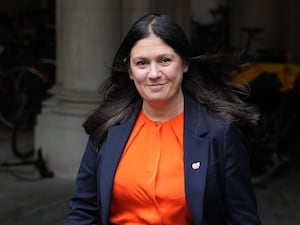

{"left": 110, "top": 110, "right": 194, "bottom": 225}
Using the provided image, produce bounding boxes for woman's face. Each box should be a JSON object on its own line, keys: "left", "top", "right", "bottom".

{"left": 128, "top": 34, "right": 188, "bottom": 106}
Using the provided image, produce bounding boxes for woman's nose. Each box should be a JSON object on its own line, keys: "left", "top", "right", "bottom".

{"left": 148, "top": 63, "right": 161, "bottom": 78}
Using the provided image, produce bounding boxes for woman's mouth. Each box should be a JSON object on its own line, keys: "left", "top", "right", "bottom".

{"left": 147, "top": 83, "right": 166, "bottom": 91}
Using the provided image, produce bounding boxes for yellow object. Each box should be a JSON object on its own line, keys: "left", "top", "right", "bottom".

{"left": 232, "top": 63, "right": 300, "bottom": 92}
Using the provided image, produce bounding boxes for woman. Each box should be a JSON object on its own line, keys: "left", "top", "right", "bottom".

{"left": 67, "top": 13, "right": 262, "bottom": 225}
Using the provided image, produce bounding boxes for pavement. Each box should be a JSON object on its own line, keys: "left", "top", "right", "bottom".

{"left": 0, "top": 125, "right": 74, "bottom": 225}
{"left": 0, "top": 124, "right": 300, "bottom": 225}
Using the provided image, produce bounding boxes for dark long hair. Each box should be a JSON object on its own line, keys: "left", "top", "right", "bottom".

{"left": 84, "top": 13, "right": 259, "bottom": 146}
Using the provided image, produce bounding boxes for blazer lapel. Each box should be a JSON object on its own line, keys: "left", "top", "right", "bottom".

{"left": 98, "top": 118, "right": 136, "bottom": 225}
{"left": 184, "top": 95, "right": 210, "bottom": 225}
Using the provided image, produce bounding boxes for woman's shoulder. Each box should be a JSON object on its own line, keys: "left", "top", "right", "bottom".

{"left": 192, "top": 98, "right": 244, "bottom": 140}
{"left": 186, "top": 94, "right": 226, "bottom": 124}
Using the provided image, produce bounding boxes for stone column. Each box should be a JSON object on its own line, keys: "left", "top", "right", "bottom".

{"left": 35, "top": 0, "right": 121, "bottom": 179}
{"left": 122, "top": 0, "right": 152, "bottom": 35}
{"left": 122, "top": 0, "right": 191, "bottom": 39}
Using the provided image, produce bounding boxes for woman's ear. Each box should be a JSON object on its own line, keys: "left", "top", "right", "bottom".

{"left": 125, "top": 57, "right": 134, "bottom": 80}
{"left": 183, "top": 61, "right": 189, "bottom": 73}
{"left": 128, "top": 68, "right": 133, "bottom": 80}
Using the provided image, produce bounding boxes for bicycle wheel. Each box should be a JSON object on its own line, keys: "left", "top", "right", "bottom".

{"left": 0, "top": 65, "right": 49, "bottom": 128}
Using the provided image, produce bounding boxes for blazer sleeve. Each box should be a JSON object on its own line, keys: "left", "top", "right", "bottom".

{"left": 223, "top": 124, "right": 262, "bottom": 225}
{"left": 66, "top": 137, "right": 101, "bottom": 225}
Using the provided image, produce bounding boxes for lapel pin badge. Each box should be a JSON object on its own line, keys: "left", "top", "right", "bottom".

{"left": 192, "top": 161, "right": 201, "bottom": 170}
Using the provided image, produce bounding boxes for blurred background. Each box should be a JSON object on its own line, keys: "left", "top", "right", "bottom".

{"left": 0, "top": 0, "right": 299, "bottom": 224}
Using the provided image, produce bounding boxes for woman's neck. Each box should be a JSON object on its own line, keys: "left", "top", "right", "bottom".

{"left": 142, "top": 91, "right": 184, "bottom": 122}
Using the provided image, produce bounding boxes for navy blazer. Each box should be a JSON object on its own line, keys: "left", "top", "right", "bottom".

{"left": 67, "top": 94, "right": 262, "bottom": 225}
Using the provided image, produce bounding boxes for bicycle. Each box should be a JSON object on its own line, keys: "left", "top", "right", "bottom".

{"left": 232, "top": 27, "right": 300, "bottom": 185}
{"left": 0, "top": 11, "right": 55, "bottom": 129}
{"left": 0, "top": 11, "right": 55, "bottom": 178}
{"left": 191, "top": 8, "right": 300, "bottom": 184}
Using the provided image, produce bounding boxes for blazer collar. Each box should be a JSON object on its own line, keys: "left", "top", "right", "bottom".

{"left": 184, "top": 94, "right": 209, "bottom": 137}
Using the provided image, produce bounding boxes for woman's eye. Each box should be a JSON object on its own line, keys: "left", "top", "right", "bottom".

{"left": 136, "top": 61, "right": 146, "bottom": 65}
{"left": 160, "top": 58, "right": 171, "bottom": 64}
{"left": 136, "top": 61, "right": 147, "bottom": 66}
